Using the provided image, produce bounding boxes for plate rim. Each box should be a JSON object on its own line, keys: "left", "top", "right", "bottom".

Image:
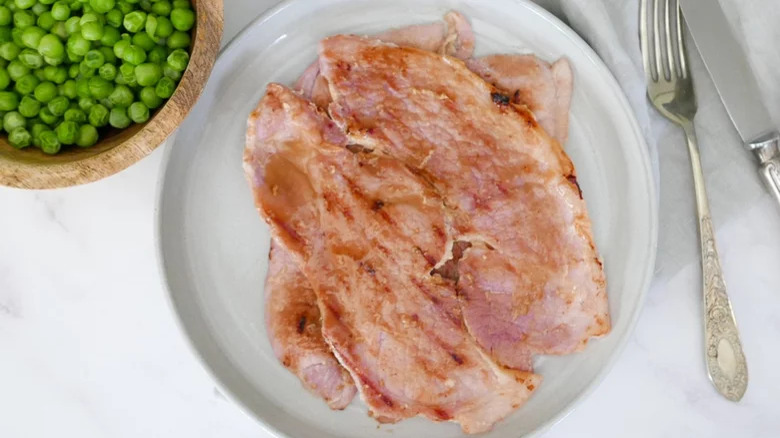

{"left": 154, "top": 0, "right": 659, "bottom": 436}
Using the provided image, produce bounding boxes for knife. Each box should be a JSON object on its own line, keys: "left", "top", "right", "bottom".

{"left": 679, "top": 0, "right": 780, "bottom": 204}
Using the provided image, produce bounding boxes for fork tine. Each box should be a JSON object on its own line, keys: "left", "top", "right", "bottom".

{"left": 652, "top": 0, "right": 663, "bottom": 80}
{"left": 675, "top": 0, "right": 688, "bottom": 78}
{"left": 664, "top": 0, "right": 676, "bottom": 78}
{"left": 639, "top": 0, "right": 654, "bottom": 81}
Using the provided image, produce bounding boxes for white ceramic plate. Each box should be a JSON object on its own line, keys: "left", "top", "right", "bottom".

{"left": 156, "top": 0, "right": 658, "bottom": 436}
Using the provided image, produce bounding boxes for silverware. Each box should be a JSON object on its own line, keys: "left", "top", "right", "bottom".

{"left": 639, "top": 0, "right": 748, "bottom": 401}
{"left": 679, "top": 0, "right": 780, "bottom": 206}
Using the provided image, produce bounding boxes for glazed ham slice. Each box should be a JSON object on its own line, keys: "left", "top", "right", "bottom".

{"left": 264, "top": 243, "right": 357, "bottom": 409}
{"left": 319, "top": 36, "right": 608, "bottom": 371}
{"left": 245, "top": 84, "right": 540, "bottom": 433}
{"left": 296, "top": 11, "right": 475, "bottom": 108}
{"left": 467, "top": 55, "right": 573, "bottom": 144}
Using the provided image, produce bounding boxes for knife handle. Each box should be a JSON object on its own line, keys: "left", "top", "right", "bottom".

{"left": 750, "top": 131, "right": 780, "bottom": 205}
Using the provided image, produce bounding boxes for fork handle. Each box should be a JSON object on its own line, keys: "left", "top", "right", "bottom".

{"left": 682, "top": 121, "right": 749, "bottom": 402}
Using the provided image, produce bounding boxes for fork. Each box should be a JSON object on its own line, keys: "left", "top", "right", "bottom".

{"left": 639, "top": 0, "right": 748, "bottom": 401}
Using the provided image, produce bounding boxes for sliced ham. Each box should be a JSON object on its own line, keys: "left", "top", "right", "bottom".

{"left": 467, "top": 55, "right": 573, "bottom": 144}
{"left": 245, "top": 84, "right": 540, "bottom": 434}
{"left": 265, "top": 242, "right": 357, "bottom": 409}
{"left": 319, "top": 36, "right": 608, "bottom": 372}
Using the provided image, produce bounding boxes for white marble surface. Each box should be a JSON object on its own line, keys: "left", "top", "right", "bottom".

{"left": 2, "top": 1, "right": 779, "bottom": 437}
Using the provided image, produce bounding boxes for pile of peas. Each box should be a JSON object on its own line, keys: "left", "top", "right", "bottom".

{"left": 0, "top": 0, "right": 194, "bottom": 154}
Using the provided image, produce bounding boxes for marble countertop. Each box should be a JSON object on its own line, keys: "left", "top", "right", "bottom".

{"left": 2, "top": 2, "right": 778, "bottom": 437}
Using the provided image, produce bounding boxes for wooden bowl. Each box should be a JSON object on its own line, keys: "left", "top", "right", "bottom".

{"left": 0, "top": 0, "right": 223, "bottom": 189}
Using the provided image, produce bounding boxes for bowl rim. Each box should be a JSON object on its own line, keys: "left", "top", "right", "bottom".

{"left": 0, "top": 0, "right": 224, "bottom": 190}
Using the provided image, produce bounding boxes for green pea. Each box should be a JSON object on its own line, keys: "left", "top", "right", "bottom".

{"left": 105, "top": 8, "right": 122, "bottom": 27}
{"left": 137, "top": 85, "right": 159, "bottom": 109}
{"left": 50, "top": 1, "right": 70, "bottom": 20}
{"left": 64, "top": 16, "right": 80, "bottom": 35}
{"left": 134, "top": 62, "right": 159, "bottom": 86}
{"left": 119, "top": 64, "right": 137, "bottom": 85}
{"left": 18, "top": 47, "right": 42, "bottom": 68}
{"left": 75, "top": 122, "right": 97, "bottom": 146}
{"left": 89, "top": 0, "right": 115, "bottom": 14}
{"left": 86, "top": 75, "right": 112, "bottom": 99}
{"left": 38, "top": 34, "right": 65, "bottom": 61}
{"left": 107, "top": 82, "right": 131, "bottom": 106}
{"left": 76, "top": 96, "right": 93, "bottom": 110}
{"left": 78, "top": 60, "right": 95, "bottom": 77}
{"left": 31, "top": 2, "right": 48, "bottom": 15}
{"left": 166, "top": 30, "right": 188, "bottom": 49}
{"left": 66, "top": 50, "right": 81, "bottom": 63}
{"left": 81, "top": 21, "right": 104, "bottom": 41}
{"left": 122, "top": 10, "right": 145, "bottom": 32}
{"left": 18, "top": 94, "right": 40, "bottom": 117}
{"left": 150, "top": 0, "right": 170, "bottom": 16}
{"left": 38, "top": 105, "right": 57, "bottom": 124}
{"left": 108, "top": 105, "right": 128, "bottom": 128}
{"left": 126, "top": 100, "right": 147, "bottom": 123}
{"left": 131, "top": 31, "right": 154, "bottom": 50}
{"left": 0, "top": 90, "right": 19, "bottom": 111}
{"left": 166, "top": 48, "right": 187, "bottom": 71}
{"left": 33, "top": 67, "right": 45, "bottom": 81}
{"left": 8, "top": 126, "right": 31, "bottom": 148}
{"left": 47, "top": 94, "right": 68, "bottom": 115}
{"left": 112, "top": 36, "right": 129, "bottom": 57}
{"left": 14, "top": 73, "right": 38, "bottom": 94}
{"left": 116, "top": 1, "right": 132, "bottom": 14}
{"left": 172, "top": 0, "right": 190, "bottom": 10}
{"left": 154, "top": 15, "right": 171, "bottom": 37}
{"left": 139, "top": 0, "right": 152, "bottom": 12}
{"left": 66, "top": 33, "right": 89, "bottom": 55}
{"left": 0, "top": 41, "right": 20, "bottom": 60}
{"left": 13, "top": 10, "right": 35, "bottom": 28}
{"left": 14, "top": 0, "right": 37, "bottom": 10}
{"left": 66, "top": 62, "right": 78, "bottom": 78}
{"left": 50, "top": 21, "right": 67, "bottom": 40}
{"left": 170, "top": 8, "right": 193, "bottom": 32}
{"left": 33, "top": 80, "right": 56, "bottom": 102}
{"left": 154, "top": 75, "right": 173, "bottom": 98}
{"left": 121, "top": 43, "right": 144, "bottom": 65}
{"left": 83, "top": 48, "right": 104, "bottom": 68}
{"left": 20, "top": 25, "right": 45, "bottom": 49}
{"left": 97, "top": 62, "right": 115, "bottom": 80}
{"left": 147, "top": 45, "right": 165, "bottom": 63}
{"left": 55, "top": 119, "right": 76, "bottom": 144}
{"left": 39, "top": 129, "right": 59, "bottom": 153}
{"left": 36, "top": 11, "right": 55, "bottom": 31}
{"left": 69, "top": 1, "right": 84, "bottom": 12}
{"left": 4, "top": 110, "right": 25, "bottom": 131}
{"left": 87, "top": 102, "right": 107, "bottom": 126}
{"left": 11, "top": 27, "right": 24, "bottom": 47}
{"left": 100, "top": 24, "right": 119, "bottom": 46}
{"left": 64, "top": 107, "right": 85, "bottom": 122}
{"left": 161, "top": 62, "right": 179, "bottom": 81}
{"left": 30, "top": 121, "right": 46, "bottom": 139}
{"left": 75, "top": 77, "right": 88, "bottom": 97}
{"left": 43, "top": 65, "right": 66, "bottom": 83}
{"left": 144, "top": 13, "right": 156, "bottom": 38}
{"left": 0, "top": 68, "right": 9, "bottom": 89}
{"left": 7, "top": 59, "right": 28, "bottom": 79}
{"left": 0, "top": 7, "right": 11, "bottom": 26}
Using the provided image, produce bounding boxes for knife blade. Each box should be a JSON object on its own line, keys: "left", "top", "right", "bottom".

{"left": 679, "top": 0, "right": 780, "bottom": 203}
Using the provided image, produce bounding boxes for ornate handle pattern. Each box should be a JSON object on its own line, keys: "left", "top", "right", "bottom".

{"left": 700, "top": 216, "right": 748, "bottom": 401}
{"left": 683, "top": 121, "right": 748, "bottom": 401}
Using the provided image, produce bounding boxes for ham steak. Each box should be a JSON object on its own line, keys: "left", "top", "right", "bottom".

{"left": 245, "top": 84, "right": 540, "bottom": 433}
{"left": 319, "top": 35, "right": 608, "bottom": 371}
